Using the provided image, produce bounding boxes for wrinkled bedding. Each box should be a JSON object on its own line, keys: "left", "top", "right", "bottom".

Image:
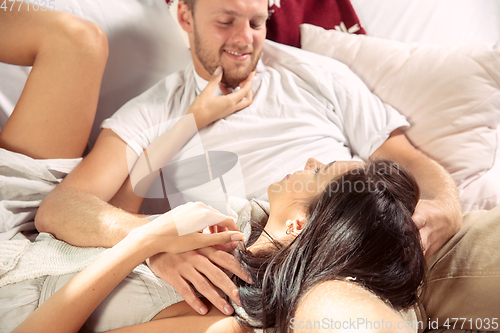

{"left": 0, "top": 149, "right": 81, "bottom": 241}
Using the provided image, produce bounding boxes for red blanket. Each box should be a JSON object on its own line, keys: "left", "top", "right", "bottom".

{"left": 266, "top": 0, "right": 366, "bottom": 48}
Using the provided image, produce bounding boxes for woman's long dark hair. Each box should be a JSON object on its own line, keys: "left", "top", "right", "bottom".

{"left": 233, "top": 159, "right": 425, "bottom": 332}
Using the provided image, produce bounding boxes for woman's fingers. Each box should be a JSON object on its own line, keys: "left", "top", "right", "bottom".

{"left": 170, "top": 230, "right": 244, "bottom": 254}
{"left": 202, "top": 66, "right": 223, "bottom": 96}
{"left": 217, "top": 70, "right": 254, "bottom": 112}
{"left": 226, "top": 71, "right": 255, "bottom": 109}
{"left": 238, "top": 85, "right": 254, "bottom": 110}
{"left": 192, "top": 231, "right": 244, "bottom": 249}
{"left": 187, "top": 203, "right": 239, "bottom": 231}
{"left": 213, "top": 217, "right": 240, "bottom": 232}
{"left": 188, "top": 68, "right": 255, "bottom": 128}
{"left": 171, "top": 202, "right": 233, "bottom": 235}
{"left": 227, "top": 72, "right": 255, "bottom": 103}
{"left": 213, "top": 241, "right": 239, "bottom": 252}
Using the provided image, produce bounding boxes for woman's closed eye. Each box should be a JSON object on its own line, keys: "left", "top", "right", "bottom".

{"left": 315, "top": 161, "right": 335, "bottom": 175}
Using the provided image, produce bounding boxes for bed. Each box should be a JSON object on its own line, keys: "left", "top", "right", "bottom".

{"left": 0, "top": 0, "right": 498, "bottom": 220}
{"left": 0, "top": 0, "right": 499, "bottom": 244}
{"left": 0, "top": 0, "right": 499, "bottom": 331}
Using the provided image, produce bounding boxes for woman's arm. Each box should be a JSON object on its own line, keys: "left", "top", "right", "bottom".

{"left": 14, "top": 203, "right": 244, "bottom": 333}
{"left": 105, "top": 304, "right": 251, "bottom": 333}
{"left": 115, "top": 68, "right": 256, "bottom": 208}
{"left": 34, "top": 67, "right": 255, "bottom": 317}
{"left": 0, "top": 3, "right": 108, "bottom": 159}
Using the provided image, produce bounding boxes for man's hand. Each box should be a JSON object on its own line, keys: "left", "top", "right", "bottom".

{"left": 371, "top": 129, "right": 462, "bottom": 259}
{"left": 187, "top": 66, "right": 255, "bottom": 129}
{"left": 147, "top": 245, "right": 252, "bottom": 316}
{"left": 413, "top": 199, "right": 461, "bottom": 258}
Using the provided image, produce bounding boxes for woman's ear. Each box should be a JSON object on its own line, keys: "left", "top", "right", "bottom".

{"left": 287, "top": 218, "right": 307, "bottom": 237}
{"left": 296, "top": 219, "right": 307, "bottom": 232}
{"left": 177, "top": 1, "right": 193, "bottom": 33}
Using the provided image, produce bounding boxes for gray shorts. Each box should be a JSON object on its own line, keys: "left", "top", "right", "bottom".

{"left": 0, "top": 264, "right": 184, "bottom": 333}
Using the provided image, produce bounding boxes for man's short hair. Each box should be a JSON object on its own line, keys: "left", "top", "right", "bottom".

{"left": 180, "top": 0, "right": 196, "bottom": 11}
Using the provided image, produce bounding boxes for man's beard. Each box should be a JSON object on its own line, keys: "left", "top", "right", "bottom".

{"left": 193, "top": 25, "right": 260, "bottom": 88}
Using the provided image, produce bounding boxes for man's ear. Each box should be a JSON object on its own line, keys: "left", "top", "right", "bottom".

{"left": 177, "top": 1, "right": 194, "bottom": 33}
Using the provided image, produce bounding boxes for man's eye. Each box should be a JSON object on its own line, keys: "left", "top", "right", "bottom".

{"left": 250, "top": 20, "right": 265, "bottom": 29}
{"left": 218, "top": 21, "right": 232, "bottom": 25}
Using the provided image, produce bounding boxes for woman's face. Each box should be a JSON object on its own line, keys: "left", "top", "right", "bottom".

{"left": 268, "top": 158, "right": 365, "bottom": 203}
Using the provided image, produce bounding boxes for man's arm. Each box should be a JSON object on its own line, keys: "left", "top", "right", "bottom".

{"left": 371, "top": 129, "right": 462, "bottom": 258}
{"left": 35, "top": 67, "right": 255, "bottom": 246}
{"left": 35, "top": 128, "right": 249, "bottom": 316}
{"left": 35, "top": 128, "right": 145, "bottom": 247}
{"left": 35, "top": 68, "right": 254, "bottom": 315}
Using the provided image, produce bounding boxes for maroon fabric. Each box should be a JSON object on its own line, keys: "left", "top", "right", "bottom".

{"left": 266, "top": 0, "right": 366, "bottom": 48}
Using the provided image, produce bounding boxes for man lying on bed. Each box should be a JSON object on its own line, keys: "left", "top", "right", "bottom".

{"left": 35, "top": 0, "right": 462, "bottom": 317}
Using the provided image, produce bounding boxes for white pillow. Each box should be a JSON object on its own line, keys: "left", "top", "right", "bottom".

{"left": 350, "top": 0, "right": 500, "bottom": 45}
{"left": 300, "top": 24, "right": 500, "bottom": 182}
{"left": 0, "top": 0, "right": 191, "bottom": 148}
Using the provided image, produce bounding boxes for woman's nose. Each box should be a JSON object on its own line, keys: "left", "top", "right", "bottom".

{"left": 304, "top": 158, "right": 322, "bottom": 171}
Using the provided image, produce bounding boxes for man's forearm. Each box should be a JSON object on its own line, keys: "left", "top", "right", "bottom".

{"left": 402, "top": 152, "right": 462, "bottom": 224}
{"left": 371, "top": 129, "right": 463, "bottom": 256}
{"left": 34, "top": 115, "right": 199, "bottom": 248}
{"left": 399, "top": 150, "right": 463, "bottom": 256}
{"left": 372, "top": 130, "right": 462, "bottom": 221}
{"left": 35, "top": 186, "right": 148, "bottom": 248}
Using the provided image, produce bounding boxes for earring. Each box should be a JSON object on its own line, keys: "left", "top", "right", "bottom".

{"left": 285, "top": 219, "right": 295, "bottom": 235}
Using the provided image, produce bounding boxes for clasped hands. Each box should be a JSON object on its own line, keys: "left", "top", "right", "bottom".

{"left": 131, "top": 202, "right": 251, "bottom": 317}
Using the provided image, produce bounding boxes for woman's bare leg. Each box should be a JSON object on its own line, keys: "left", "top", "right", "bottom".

{"left": 0, "top": 2, "right": 108, "bottom": 159}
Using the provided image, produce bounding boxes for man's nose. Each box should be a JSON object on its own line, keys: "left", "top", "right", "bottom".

{"left": 232, "top": 22, "right": 253, "bottom": 46}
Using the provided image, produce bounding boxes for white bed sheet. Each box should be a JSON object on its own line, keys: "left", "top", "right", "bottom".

{"left": 351, "top": 0, "right": 500, "bottom": 44}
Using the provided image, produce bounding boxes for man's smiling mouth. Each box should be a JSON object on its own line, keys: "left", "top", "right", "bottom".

{"left": 225, "top": 50, "right": 247, "bottom": 56}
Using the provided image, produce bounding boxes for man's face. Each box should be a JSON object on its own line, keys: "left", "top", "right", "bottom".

{"left": 189, "top": 0, "right": 268, "bottom": 88}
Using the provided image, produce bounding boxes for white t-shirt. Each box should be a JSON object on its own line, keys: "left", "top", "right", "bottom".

{"left": 102, "top": 40, "right": 408, "bottom": 212}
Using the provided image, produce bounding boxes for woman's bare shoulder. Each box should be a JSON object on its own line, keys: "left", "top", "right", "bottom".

{"left": 293, "top": 280, "right": 413, "bottom": 333}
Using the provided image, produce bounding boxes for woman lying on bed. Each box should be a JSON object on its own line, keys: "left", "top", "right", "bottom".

{"left": 8, "top": 158, "right": 424, "bottom": 333}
